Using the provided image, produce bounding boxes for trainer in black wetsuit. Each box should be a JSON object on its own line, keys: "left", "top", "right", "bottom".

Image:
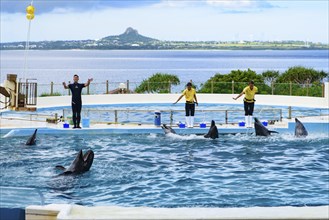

{"left": 63, "top": 74, "right": 93, "bottom": 129}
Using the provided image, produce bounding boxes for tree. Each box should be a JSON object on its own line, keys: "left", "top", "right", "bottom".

{"left": 273, "top": 66, "right": 327, "bottom": 97}
{"left": 198, "top": 69, "right": 270, "bottom": 94}
{"left": 276, "top": 66, "right": 328, "bottom": 84}
{"left": 135, "top": 73, "right": 180, "bottom": 93}
{"left": 262, "top": 70, "right": 279, "bottom": 86}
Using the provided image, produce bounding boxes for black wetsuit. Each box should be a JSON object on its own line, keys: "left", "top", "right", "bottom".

{"left": 69, "top": 83, "right": 85, "bottom": 127}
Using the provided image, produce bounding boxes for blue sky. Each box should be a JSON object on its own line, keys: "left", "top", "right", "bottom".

{"left": 1, "top": 0, "right": 328, "bottom": 43}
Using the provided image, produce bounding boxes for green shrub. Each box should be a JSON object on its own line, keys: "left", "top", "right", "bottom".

{"left": 135, "top": 73, "right": 180, "bottom": 93}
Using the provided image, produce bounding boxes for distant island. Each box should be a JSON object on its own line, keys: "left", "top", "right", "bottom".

{"left": 1, "top": 27, "right": 328, "bottom": 50}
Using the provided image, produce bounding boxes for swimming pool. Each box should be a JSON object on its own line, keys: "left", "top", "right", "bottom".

{"left": 0, "top": 131, "right": 328, "bottom": 208}
{"left": 2, "top": 103, "right": 327, "bottom": 126}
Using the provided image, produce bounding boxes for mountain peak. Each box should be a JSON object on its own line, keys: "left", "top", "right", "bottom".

{"left": 101, "top": 27, "right": 158, "bottom": 43}
{"left": 124, "top": 27, "right": 138, "bottom": 35}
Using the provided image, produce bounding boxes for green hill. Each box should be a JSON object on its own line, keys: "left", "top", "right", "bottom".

{"left": 101, "top": 27, "right": 159, "bottom": 44}
{"left": 1, "top": 27, "right": 328, "bottom": 50}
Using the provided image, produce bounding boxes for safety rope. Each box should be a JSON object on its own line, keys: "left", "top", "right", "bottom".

{"left": 23, "top": 0, "right": 34, "bottom": 80}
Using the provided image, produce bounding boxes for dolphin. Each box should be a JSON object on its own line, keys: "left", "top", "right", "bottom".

{"left": 56, "top": 149, "right": 94, "bottom": 175}
{"left": 161, "top": 124, "right": 176, "bottom": 134}
{"left": 254, "top": 118, "right": 278, "bottom": 136}
{"left": 25, "top": 129, "right": 37, "bottom": 145}
{"left": 204, "top": 120, "right": 219, "bottom": 139}
{"left": 295, "top": 118, "right": 308, "bottom": 137}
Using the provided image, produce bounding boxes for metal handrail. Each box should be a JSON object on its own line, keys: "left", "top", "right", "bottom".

{"left": 1, "top": 107, "right": 327, "bottom": 125}
{"left": 0, "top": 112, "right": 58, "bottom": 122}
{"left": 62, "top": 108, "right": 283, "bottom": 125}
{"left": 38, "top": 81, "right": 326, "bottom": 97}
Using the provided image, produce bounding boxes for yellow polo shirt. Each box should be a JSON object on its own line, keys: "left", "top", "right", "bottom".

{"left": 183, "top": 88, "right": 196, "bottom": 103}
{"left": 243, "top": 86, "right": 258, "bottom": 103}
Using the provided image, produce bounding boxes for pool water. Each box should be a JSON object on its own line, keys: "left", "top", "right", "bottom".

{"left": 0, "top": 132, "right": 328, "bottom": 208}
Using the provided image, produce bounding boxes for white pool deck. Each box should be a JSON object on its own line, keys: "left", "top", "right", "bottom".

{"left": 1, "top": 92, "right": 329, "bottom": 134}
{"left": 26, "top": 204, "right": 329, "bottom": 220}
{"left": 1, "top": 85, "right": 329, "bottom": 220}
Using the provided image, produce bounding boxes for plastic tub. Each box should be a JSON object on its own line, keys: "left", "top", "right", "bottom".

{"left": 82, "top": 118, "right": 90, "bottom": 128}
{"left": 179, "top": 123, "right": 185, "bottom": 128}
{"left": 238, "top": 121, "right": 245, "bottom": 127}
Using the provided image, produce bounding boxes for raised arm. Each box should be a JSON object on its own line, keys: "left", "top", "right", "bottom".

{"left": 84, "top": 78, "right": 93, "bottom": 87}
{"left": 62, "top": 82, "right": 69, "bottom": 89}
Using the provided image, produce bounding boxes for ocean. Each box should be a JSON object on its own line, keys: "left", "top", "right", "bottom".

{"left": 1, "top": 50, "right": 328, "bottom": 84}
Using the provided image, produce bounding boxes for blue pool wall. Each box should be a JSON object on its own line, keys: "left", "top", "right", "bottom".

{"left": 1, "top": 120, "right": 328, "bottom": 137}
{"left": 0, "top": 208, "right": 25, "bottom": 220}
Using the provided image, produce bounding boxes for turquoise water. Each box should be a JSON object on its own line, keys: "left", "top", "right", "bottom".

{"left": 0, "top": 131, "right": 328, "bottom": 208}
{"left": 1, "top": 103, "right": 328, "bottom": 208}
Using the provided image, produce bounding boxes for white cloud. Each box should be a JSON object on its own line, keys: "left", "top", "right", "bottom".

{"left": 152, "top": 0, "right": 198, "bottom": 8}
{"left": 0, "top": 0, "right": 328, "bottom": 43}
{"left": 206, "top": 0, "right": 254, "bottom": 8}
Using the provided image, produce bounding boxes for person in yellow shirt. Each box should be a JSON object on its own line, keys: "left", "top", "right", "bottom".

{"left": 173, "top": 82, "right": 198, "bottom": 128}
{"left": 233, "top": 80, "right": 258, "bottom": 128}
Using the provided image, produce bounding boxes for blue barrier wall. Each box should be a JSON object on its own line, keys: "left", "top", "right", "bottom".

{"left": 0, "top": 208, "right": 25, "bottom": 220}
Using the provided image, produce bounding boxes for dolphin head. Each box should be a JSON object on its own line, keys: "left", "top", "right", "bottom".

{"left": 254, "top": 117, "right": 270, "bottom": 136}
{"left": 254, "top": 117, "right": 278, "bottom": 136}
{"left": 295, "top": 118, "right": 308, "bottom": 137}
{"left": 70, "top": 149, "right": 85, "bottom": 171}
{"left": 161, "top": 124, "right": 176, "bottom": 134}
{"left": 204, "top": 120, "right": 219, "bottom": 139}
{"left": 82, "top": 150, "right": 94, "bottom": 171}
{"left": 63, "top": 149, "right": 94, "bottom": 175}
{"left": 254, "top": 117, "right": 261, "bottom": 124}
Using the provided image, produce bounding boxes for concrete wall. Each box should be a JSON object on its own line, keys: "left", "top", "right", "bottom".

{"left": 2, "top": 82, "right": 328, "bottom": 110}
{"left": 37, "top": 88, "right": 329, "bottom": 109}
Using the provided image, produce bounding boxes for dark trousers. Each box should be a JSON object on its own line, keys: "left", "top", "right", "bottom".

{"left": 185, "top": 103, "right": 195, "bottom": 116}
{"left": 244, "top": 101, "right": 254, "bottom": 116}
{"left": 72, "top": 102, "right": 82, "bottom": 127}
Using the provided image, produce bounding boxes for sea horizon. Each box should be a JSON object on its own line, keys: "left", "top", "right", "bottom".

{"left": 1, "top": 49, "right": 328, "bottom": 86}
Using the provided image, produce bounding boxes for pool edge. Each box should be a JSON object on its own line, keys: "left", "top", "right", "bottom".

{"left": 26, "top": 204, "right": 329, "bottom": 220}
